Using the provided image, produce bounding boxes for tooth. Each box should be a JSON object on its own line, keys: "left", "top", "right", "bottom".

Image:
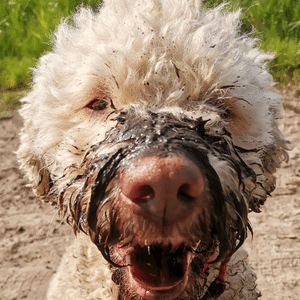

{"left": 125, "top": 255, "right": 131, "bottom": 265}
{"left": 147, "top": 246, "right": 151, "bottom": 255}
{"left": 187, "top": 251, "right": 193, "bottom": 264}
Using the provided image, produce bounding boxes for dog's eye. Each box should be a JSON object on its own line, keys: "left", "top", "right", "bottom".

{"left": 86, "top": 98, "right": 111, "bottom": 111}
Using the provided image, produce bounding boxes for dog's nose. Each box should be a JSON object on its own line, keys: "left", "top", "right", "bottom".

{"left": 119, "top": 155, "right": 205, "bottom": 222}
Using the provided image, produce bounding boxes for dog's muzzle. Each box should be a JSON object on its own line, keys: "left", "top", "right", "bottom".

{"left": 58, "top": 108, "right": 252, "bottom": 299}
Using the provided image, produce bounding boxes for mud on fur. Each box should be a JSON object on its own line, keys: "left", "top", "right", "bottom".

{"left": 17, "top": 0, "right": 289, "bottom": 299}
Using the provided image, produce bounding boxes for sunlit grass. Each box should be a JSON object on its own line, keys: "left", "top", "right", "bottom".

{"left": 204, "top": 0, "right": 300, "bottom": 86}
{"left": 0, "top": 0, "right": 100, "bottom": 91}
{"left": 290, "top": 179, "right": 300, "bottom": 187}
{"left": 0, "top": 89, "right": 27, "bottom": 118}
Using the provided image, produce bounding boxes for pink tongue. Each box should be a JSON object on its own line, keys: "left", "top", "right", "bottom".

{"left": 130, "top": 246, "right": 185, "bottom": 287}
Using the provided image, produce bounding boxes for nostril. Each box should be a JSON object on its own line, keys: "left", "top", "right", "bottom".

{"left": 131, "top": 185, "right": 155, "bottom": 203}
{"left": 177, "top": 184, "right": 195, "bottom": 202}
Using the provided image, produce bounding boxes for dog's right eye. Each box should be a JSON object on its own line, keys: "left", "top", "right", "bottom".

{"left": 86, "top": 98, "right": 109, "bottom": 111}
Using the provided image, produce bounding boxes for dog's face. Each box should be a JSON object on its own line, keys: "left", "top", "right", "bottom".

{"left": 17, "top": 0, "right": 288, "bottom": 299}
{"left": 55, "top": 108, "right": 251, "bottom": 299}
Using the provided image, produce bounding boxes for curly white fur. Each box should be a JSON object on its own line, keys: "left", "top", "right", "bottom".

{"left": 18, "top": 0, "right": 288, "bottom": 193}
{"left": 17, "top": 0, "right": 289, "bottom": 299}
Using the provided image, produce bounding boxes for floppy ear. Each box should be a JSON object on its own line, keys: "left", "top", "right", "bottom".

{"left": 17, "top": 102, "right": 53, "bottom": 203}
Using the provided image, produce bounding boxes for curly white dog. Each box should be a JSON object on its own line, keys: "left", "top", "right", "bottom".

{"left": 17, "top": 0, "right": 288, "bottom": 299}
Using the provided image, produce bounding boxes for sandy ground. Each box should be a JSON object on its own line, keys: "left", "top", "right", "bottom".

{"left": 0, "top": 89, "right": 299, "bottom": 300}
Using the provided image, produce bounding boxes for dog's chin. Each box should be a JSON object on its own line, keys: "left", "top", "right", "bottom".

{"left": 116, "top": 244, "right": 192, "bottom": 300}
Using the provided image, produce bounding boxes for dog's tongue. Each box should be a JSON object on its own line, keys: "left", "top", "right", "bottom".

{"left": 130, "top": 245, "right": 186, "bottom": 288}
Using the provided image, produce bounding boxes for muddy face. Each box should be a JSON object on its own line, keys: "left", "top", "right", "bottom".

{"left": 53, "top": 108, "right": 251, "bottom": 299}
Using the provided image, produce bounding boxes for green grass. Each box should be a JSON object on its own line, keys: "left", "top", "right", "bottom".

{"left": 0, "top": 0, "right": 299, "bottom": 113}
{"left": 204, "top": 0, "right": 300, "bottom": 86}
{"left": 0, "top": 89, "right": 27, "bottom": 118}
{"left": 290, "top": 179, "right": 300, "bottom": 187}
{"left": 0, "top": 0, "right": 99, "bottom": 91}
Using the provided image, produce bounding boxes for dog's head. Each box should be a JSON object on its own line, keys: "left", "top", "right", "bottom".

{"left": 17, "top": 0, "right": 289, "bottom": 299}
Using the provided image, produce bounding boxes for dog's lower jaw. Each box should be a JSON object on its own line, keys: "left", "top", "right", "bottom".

{"left": 124, "top": 265, "right": 189, "bottom": 300}
{"left": 45, "top": 234, "right": 259, "bottom": 300}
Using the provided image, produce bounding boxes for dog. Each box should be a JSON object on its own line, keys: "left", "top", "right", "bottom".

{"left": 17, "top": 0, "right": 289, "bottom": 299}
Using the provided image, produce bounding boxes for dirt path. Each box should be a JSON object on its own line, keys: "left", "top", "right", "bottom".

{"left": 0, "top": 89, "right": 299, "bottom": 299}
{"left": 244, "top": 89, "right": 300, "bottom": 299}
{"left": 0, "top": 114, "right": 74, "bottom": 300}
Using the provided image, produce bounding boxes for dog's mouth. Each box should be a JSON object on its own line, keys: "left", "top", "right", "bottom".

{"left": 117, "top": 243, "right": 191, "bottom": 299}
{"left": 130, "top": 244, "right": 189, "bottom": 287}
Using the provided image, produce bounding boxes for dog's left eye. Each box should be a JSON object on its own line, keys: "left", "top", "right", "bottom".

{"left": 86, "top": 98, "right": 112, "bottom": 111}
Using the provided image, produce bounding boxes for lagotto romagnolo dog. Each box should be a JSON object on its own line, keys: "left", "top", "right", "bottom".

{"left": 17, "top": 0, "right": 289, "bottom": 299}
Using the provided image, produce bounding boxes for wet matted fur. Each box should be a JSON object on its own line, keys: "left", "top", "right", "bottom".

{"left": 17, "top": 0, "right": 289, "bottom": 299}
